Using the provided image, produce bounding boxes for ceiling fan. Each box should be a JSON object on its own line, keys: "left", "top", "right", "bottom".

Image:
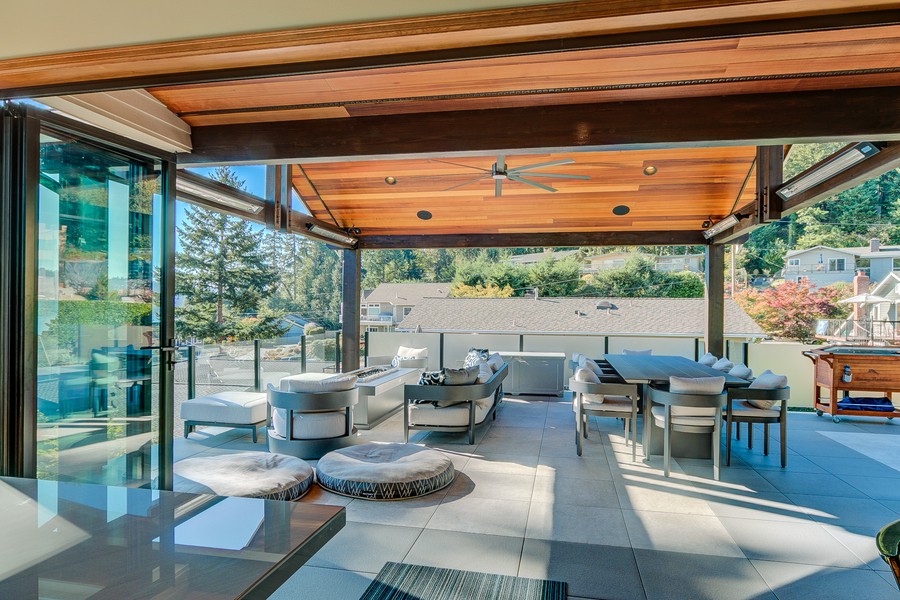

{"left": 435, "top": 155, "right": 590, "bottom": 197}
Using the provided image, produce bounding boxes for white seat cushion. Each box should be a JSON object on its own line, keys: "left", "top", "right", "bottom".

{"left": 584, "top": 395, "right": 633, "bottom": 413}
{"left": 408, "top": 395, "right": 493, "bottom": 427}
{"left": 273, "top": 409, "right": 347, "bottom": 439}
{"left": 280, "top": 372, "right": 358, "bottom": 393}
{"left": 652, "top": 405, "right": 716, "bottom": 427}
{"left": 180, "top": 391, "right": 267, "bottom": 424}
{"left": 732, "top": 400, "right": 781, "bottom": 419}
{"left": 174, "top": 451, "right": 313, "bottom": 501}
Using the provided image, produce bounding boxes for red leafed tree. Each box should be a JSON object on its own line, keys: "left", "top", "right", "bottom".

{"left": 735, "top": 281, "right": 850, "bottom": 342}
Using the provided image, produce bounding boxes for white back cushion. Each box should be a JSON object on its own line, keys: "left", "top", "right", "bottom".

{"left": 280, "top": 372, "right": 358, "bottom": 392}
{"left": 579, "top": 357, "right": 604, "bottom": 376}
{"left": 746, "top": 370, "right": 788, "bottom": 409}
{"left": 712, "top": 358, "right": 734, "bottom": 372}
{"left": 396, "top": 346, "right": 428, "bottom": 359}
{"left": 668, "top": 375, "right": 725, "bottom": 416}
{"left": 729, "top": 363, "right": 753, "bottom": 380}
{"left": 487, "top": 352, "right": 504, "bottom": 372}
{"left": 622, "top": 348, "right": 652, "bottom": 355}
{"left": 698, "top": 352, "right": 718, "bottom": 366}
{"left": 476, "top": 362, "right": 494, "bottom": 384}
{"left": 574, "top": 367, "right": 603, "bottom": 404}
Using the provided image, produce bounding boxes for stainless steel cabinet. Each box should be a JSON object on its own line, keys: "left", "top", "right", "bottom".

{"left": 498, "top": 351, "right": 565, "bottom": 397}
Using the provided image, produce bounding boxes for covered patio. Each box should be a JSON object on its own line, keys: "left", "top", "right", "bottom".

{"left": 4, "top": 1, "right": 900, "bottom": 599}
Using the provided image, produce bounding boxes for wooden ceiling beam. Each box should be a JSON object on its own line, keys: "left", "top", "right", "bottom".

{"left": 4, "top": 7, "right": 899, "bottom": 99}
{"left": 357, "top": 230, "right": 704, "bottom": 249}
{"left": 184, "top": 87, "right": 900, "bottom": 165}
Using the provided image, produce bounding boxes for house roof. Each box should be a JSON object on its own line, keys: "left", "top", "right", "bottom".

{"left": 785, "top": 244, "right": 900, "bottom": 259}
{"left": 784, "top": 245, "right": 858, "bottom": 258}
{"left": 585, "top": 252, "right": 704, "bottom": 261}
{"left": 397, "top": 297, "right": 765, "bottom": 338}
{"left": 364, "top": 283, "right": 451, "bottom": 306}
{"left": 871, "top": 272, "right": 900, "bottom": 298}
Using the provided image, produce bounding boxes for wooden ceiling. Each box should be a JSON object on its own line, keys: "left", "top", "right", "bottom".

{"left": 150, "top": 25, "right": 900, "bottom": 126}
{"left": 291, "top": 148, "right": 757, "bottom": 239}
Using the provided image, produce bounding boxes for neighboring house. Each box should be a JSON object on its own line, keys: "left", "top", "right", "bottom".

{"left": 582, "top": 252, "right": 704, "bottom": 275}
{"left": 506, "top": 249, "right": 581, "bottom": 266}
{"left": 360, "top": 283, "right": 451, "bottom": 332}
{"left": 817, "top": 270, "right": 900, "bottom": 345}
{"left": 783, "top": 239, "right": 900, "bottom": 287}
{"left": 279, "top": 314, "right": 310, "bottom": 338}
{"left": 398, "top": 296, "right": 764, "bottom": 340}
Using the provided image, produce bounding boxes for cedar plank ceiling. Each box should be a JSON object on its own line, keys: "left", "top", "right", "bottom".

{"left": 290, "top": 148, "right": 757, "bottom": 237}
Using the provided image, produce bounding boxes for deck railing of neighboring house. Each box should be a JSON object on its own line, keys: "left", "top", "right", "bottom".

{"left": 816, "top": 319, "right": 899, "bottom": 345}
{"left": 360, "top": 314, "right": 394, "bottom": 323}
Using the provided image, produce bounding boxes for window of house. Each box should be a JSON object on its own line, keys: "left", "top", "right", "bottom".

{"left": 367, "top": 303, "right": 380, "bottom": 315}
{"left": 403, "top": 307, "right": 412, "bottom": 316}
{"left": 894, "top": 257, "right": 900, "bottom": 271}
{"left": 787, "top": 258, "right": 800, "bottom": 266}
{"left": 828, "top": 258, "right": 846, "bottom": 272}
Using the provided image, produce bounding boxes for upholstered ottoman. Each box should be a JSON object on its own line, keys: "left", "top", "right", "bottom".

{"left": 316, "top": 443, "right": 455, "bottom": 500}
{"left": 180, "top": 391, "right": 268, "bottom": 442}
{"left": 174, "top": 451, "right": 314, "bottom": 501}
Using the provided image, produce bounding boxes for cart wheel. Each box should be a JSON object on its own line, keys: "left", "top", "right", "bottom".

{"left": 815, "top": 410, "right": 823, "bottom": 417}
{"left": 832, "top": 416, "right": 841, "bottom": 423}
{"left": 889, "top": 416, "right": 895, "bottom": 421}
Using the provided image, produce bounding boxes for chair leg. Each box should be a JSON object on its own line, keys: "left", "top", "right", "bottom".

{"left": 575, "top": 394, "right": 583, "bottom": 457}
{"left": 748, "top": 424, "right": 753, "bottom": 450}
{"left": 780, "top": 413, "right": 788, "bottom": 469}
{"left": 630, "top": 403, "right": 638, "bottom": 463}
{"left": 713, "top": 411, "right": 721, "bottom": 481}
{"left": 736, "top": 422, "right": 741, "bottom": 440}
{"left": 251, "top": 425, "right": 258, "bottom": 443}
{"left": 623, "top": 418, "right": 630, "bottom": 447}
{"left": 663, "top": 405, "right": 672, "bottom": 478}
{"left": 725, "top": 416, "right": 733, "bottom": 467}
{"left": 764, "top": 423, "right": 770, "bottom": 456}
{"left": 583, "top": 413, "right": 589, "bottom": 439}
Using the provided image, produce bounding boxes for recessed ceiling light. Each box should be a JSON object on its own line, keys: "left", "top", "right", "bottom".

{"left": 612, "top": 205, "right": 630, "bottom": 216}
{"left": 349, "top": 227, "right": 361, "bottom": 235}
{"left": 417, "top": 210, "right": 433, "bottom": 220}
{"left": 384, "top": 176, "right": 397, "bottom": 185}
{"left": 702, "top": 220, "right": 712, "bottom": 229}
{"left": 642, "top": 165, "right": 658, "bottom": 176}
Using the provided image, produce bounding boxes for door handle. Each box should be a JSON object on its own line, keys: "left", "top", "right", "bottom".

{"left": 140, "top": 345, "right": 179, "bottom": 369}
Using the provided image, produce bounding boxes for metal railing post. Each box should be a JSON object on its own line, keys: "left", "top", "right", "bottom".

{"left": 335, "top": 332, "right": 341, "bottom": 372}
{"left": 364, "top": 331, "right": 369, "bottom": 367}
{"left": 187, "top": 344, "right": 196, "bottom": 400}
{"left": 301, "top": 336, "right": 307, "bottom": 373}
{"left": 253, "top": 339, "right": 262, "bottom": 392}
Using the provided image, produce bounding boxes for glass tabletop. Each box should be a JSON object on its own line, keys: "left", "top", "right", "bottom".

{"left": 0, "top": 477, "right": 344, "bottom": 599}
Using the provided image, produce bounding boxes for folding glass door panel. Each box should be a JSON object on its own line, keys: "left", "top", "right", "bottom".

{"left": 35, "top": 125, "right": 170, "bottom": 487}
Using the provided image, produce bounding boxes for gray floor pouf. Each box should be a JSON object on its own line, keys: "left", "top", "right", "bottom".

{"left": 316, "top": 443, "right": 455, "bottom": 500}
{"left": 174, "top": 451, "right": 314, "bottom": 501}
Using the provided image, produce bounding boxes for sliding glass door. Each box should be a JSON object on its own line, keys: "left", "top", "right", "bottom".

{"left": 33, "top": 117, "right": 174, "bottom": 487}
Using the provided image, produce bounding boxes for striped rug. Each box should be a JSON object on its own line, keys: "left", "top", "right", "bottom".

{"left": 359, "top": 562, "right": 568, "bottom": 600}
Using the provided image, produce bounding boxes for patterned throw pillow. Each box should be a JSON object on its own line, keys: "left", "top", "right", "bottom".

{"left": 463, "top": 348, "right": 490, "bottom": 368}
{"left": 418, "top": 370, "right": 446, "bottom": 386}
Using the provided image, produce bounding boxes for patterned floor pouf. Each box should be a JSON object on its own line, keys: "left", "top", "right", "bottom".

{"left": 316, "top": 443, "right": 455, "bottom": 500}
{"left": 174, "top": 451, "right": 314, "bottom": 501}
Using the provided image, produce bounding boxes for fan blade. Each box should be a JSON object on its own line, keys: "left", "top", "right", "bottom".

{"left": 430, "top": 159, "right": 491, "bottom": 172}
{"left": 516, "top": 171, "right": 591, "bottom": 179}
{"left": 443, "top": 174, "right": 492, "bottom": 191}
{"left": 508, "top": 174, "right": 556, "bottom": 192}
{"left": 495, "top": 178, "right": 502, "bottom": 197}
{"left": 509, "top": 159, "right": 574, "bottom": 172}
{"left": 496, "top": 154, "right": 506, "bottom": 171}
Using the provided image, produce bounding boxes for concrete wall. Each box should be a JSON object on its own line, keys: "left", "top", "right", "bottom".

{"left": 366, "top": 332, "right": 442, "bottom": 370}
{"left": 747, "top": 341, "right": 817, "bottom": 407}
{"left": 443, "top": 334, "right": 520, "bottom": 368}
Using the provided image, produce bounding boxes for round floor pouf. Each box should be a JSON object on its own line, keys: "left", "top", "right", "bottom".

{"left": 316, "top": 443, "right": 455, "bottom": 500}
{"left": 174, "top": 451, "right": 314, "bottom": 501}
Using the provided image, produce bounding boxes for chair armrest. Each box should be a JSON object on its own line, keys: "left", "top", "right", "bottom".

{"left": 648, "top": 385, "right": 727, "bottom": 408}
{"left": 568, "top": 378, "right": 637, "bottom": 397}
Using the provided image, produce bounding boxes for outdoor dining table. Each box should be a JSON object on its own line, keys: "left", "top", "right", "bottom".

{"left": 0, "top": 476, "right": 344, "bottom": 599}
{"left": 603, "top": 354, "right": 750, "bottom": 460}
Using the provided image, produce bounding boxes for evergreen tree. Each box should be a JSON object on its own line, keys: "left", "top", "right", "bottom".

{"left": 175, "top": 167, "right": 280, "bottom": 337}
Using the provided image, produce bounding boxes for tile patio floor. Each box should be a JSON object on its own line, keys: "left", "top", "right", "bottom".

{"left": 176, "top": 396, "right": 900, "bottom": 600}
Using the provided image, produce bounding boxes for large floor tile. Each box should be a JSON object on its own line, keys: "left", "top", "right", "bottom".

{"left": 306, "top": 522, "right": 422, "bottom": 573}
{"left": 531, "top": 475, "right": 620, "bottom": 508}
{"left": 786, "top": 493, "right": 899, "bottom": 529}
{"left": 403, "top": 529, "right": 524, "bottom": 576}
{"left": 344, "top": 493, "right": 445, "bottom": 527}
{"left": 427, "top": 495, "right": 530, "bottom": 537}
{"left": 445, "top": 470, "right": 535, "bottom": 501}
{"left": 537, "top": 455, "right": 613, "bottom": 481}
{"left": 519, "top": 539, "right": 646, "bottom": 600}
{"left": 806, "top": 455, "right": 900, "bottom": 478}
{"left": 837, "top": 474, "right": 900, "bottom": 500}
{"left": 634, "top": 549, "right": 776, "bottom": 600}
{"left": 820, "top": 524, "right": 893, "bottom": 572}
{"left": 757, "top": 471, "right": 866, "bottom": 498}
{"left": 615, "top": 478, "right": 715, "bottom": 516}
{"left": 526, "top": 502, "right": 631, "bottom": 546}
{"left": 719, "top": 517, "right": 865, "bottom": 568}
{"left": 270, "top": 566, "right": 376, "bottom": 600}
{"left": 750, "top": 559, "right": 899, "bottom": 600}
{"left": 463, "top": 453, "right": 538, "bottom": 476}
{"left": 706, "top": 491, "right": 811, "bottom": 523}
{"left": 622, "top": 510, "right": 744, "bottom": 558}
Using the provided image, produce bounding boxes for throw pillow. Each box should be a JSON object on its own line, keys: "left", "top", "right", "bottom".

{"left": 622, "top": 348, "right": 652, "bottom": 355}
{"left": 746, "top": 370, "right": 789, "bottom": 409}
{"left": 668, "top": 375, "right": 725, "bottom": 417}
{"left": 579, "top": 357, "right": 604, "bottom": 376}
{"left": 729, "top": 363, "right": 753, "bottom": 380}
{"left": 712, "top": 357, "right": 734, "bottom": 372}
{"left": 391, "top": 346, "right": 428, "bottom": 367}
{"left": 698, "top": 352, "right": 717, "bottom": 366}
{"left": 444, "top": 365, "right": 480, "bottom": 385}
{"left": 486, "top": 352, "right": 504, "bottom": 372}
{"left": 463, "top": 348, "right": 490, "bottom": 368}
{"left": 418, "top": 370, "right": 445, "bottom": 386}
{"left": 572, "top": 352, "right": 584, "bottom": 363}
{"left": 476, "top": 362, "right": 494, "bottom": 384}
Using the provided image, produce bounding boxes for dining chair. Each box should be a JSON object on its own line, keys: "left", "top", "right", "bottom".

{"left": 725, "top": 373, "right": 790, "bottom": 467}
{"left": 570, "top": 371, "right": 640, "bottom": 460}
{"left": 646, "top": 377, "right": 727, "bottom": 480}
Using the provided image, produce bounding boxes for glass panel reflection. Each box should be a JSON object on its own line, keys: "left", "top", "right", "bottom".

{"left": 36, "top": 130, "right": 162, "bottom": 487}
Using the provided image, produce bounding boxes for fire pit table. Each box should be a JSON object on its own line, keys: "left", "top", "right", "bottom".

{"left": 803, "top": 346, "right": 900, "bottom": 422}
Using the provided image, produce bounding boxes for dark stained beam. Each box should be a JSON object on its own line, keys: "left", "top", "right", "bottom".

{"left": 778, "top": 142, "right": 900, "bottom": 215}
{"left": 705, "top": 244, "right": 725, "bottom": 357}
{"left": 711, "top": 145, "right": 784, "bottom": 244}
{"left": 341, "top": 249, "right": 361, "bottom": 371}
{"left": 6, "top": 9, "right": 900, "bottom": 99}
{"left": 358, "top": 230, "right": 705, "bottom": 250}
{"left": 185, "top": 88, "right": 900, "bottom": 165}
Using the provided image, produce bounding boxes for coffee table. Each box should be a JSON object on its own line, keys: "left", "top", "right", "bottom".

{"left": 0, "top": 476, "right": 343, "bottom": 599}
